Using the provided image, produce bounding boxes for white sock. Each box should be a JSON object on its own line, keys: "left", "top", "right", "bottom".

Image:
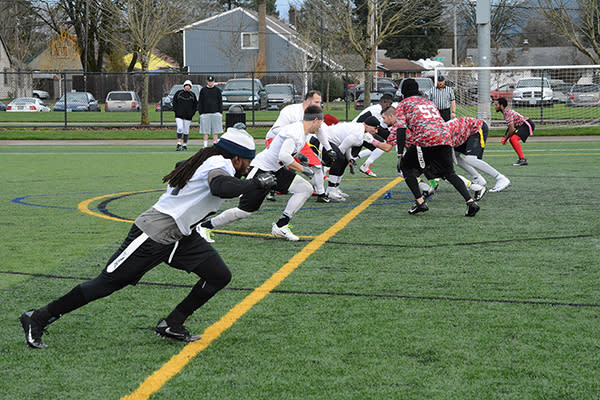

{"left": 209, "top": 207, "right": 252, "bottom": 228}
{"left": 284, "top": 176, "right": 313, "bottom": 217}
{"left": 365, "top": 148, "right": 385, "bottom": 166}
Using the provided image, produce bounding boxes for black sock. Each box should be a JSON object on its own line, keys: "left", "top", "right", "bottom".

{"left": 167, "top": 279, "right": 221, "bottom": 325}
{"left": 47, "top": 285, "right": 88, "bottom": 319}
{"left": 201, "top": 220, "right": 214, "bottom": 229}
{"left": 276, "top": 215, "right": 291, "bottom": 228}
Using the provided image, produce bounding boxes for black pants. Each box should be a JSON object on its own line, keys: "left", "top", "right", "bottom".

{"left": 47, "top": 224, "right": 231, "bottom": 319}
{"left": 400, "top": 145, "right": 472, "bottom": 201}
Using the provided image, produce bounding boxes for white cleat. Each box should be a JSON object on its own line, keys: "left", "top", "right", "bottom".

{"left": 196, "top": 226, "right": 215, "bottom": 243}
{"left": 271, "top": 223, "right": 299, "bottom": 241}
{"left": 489, "top": 175, "right": 511, "bottom": 193}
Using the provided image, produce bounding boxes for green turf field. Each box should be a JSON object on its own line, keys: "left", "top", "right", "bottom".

{"left": 1, "top": 140, "right": 599, "bottom": 399}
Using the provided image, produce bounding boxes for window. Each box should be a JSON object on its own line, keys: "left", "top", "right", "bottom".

{"left": 241, "top": 32, "right": 258, "bottom": 49}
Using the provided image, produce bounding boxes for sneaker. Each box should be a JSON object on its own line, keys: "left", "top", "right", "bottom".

{"left": 472, "top": 176, "right": 487, "bottom": 186}
{"left": 327, "top": 190, "right": 345, "bottom": 202}
{"left": 196, "top": 225, "right": 215, "bottom": 243}
{"left": 182, "top": 145, "right": 188, "bottom": 151}
{"left": 473, "top": 186, "right": 486, "bottom": 201}
{"left": 155, "top": 319, "right": 201, "bottom": 342}
{"left": 512, "top": 158, "right": 528, "bottom": 166}
{"left": 490, "top": 176, "right": 511, "bottom": 192}
{"left": 329, "top": 187, "right": 349, "bottom": 199}
{"left": 359, "top": 164, "right": 377, "bottom": 177}
{"left": 465, "top": 201, "right": 480, "bottom": 217}
{"left": 175, "top": 144, "right": 182, "bottom": 151}
{"left": 266, "top": 190, "right": 276, "bottom": 201}
{"left": 19, "top": 310, "right": 48, "bottom": 349}
{"left": 316, "top": 193, "right": 331, "bottom": 203}
{"left": 271, "top": 223, "right": 299, "bottom": 241}
{"left": 408, "top": 201, "right": 429, "bottom": 215}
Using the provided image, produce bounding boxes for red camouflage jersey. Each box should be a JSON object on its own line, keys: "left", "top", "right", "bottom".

{"left": 446, "top": 117, "right": 484, "bottom": 147}
{"left": 392, "top": 96, "right": 452, "bottom": 147}
{"left": 502, "top": 107, "right": 527, "bottom": 128}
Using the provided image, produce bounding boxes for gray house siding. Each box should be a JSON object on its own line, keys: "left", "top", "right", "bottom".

{"left": 183, "top": 8, "right": 305, "bottom": 74}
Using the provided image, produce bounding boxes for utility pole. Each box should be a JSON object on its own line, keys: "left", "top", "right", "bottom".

{"left": 476, "top": 0, "right": 491, "bottom": 124}
{"left": 453, "top": 3, "right": 458, "bottom": 66}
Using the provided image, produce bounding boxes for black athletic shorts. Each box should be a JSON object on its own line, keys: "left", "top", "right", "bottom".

{"left": 515, "top": 119, "right": 535, "bottom": 142}
{"left": 238, "top": 166, "right": 296, "bottom": 212}
{"left": 401, "top": 144, "right": 456, "bottom": 179}
{"left": 454, "top": 122, "right": 488, "bottom": 159}
{"left": 101, "top": 224, "right": 227, "bottom": 286}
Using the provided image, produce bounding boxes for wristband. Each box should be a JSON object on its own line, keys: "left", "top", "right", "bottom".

{"left": 371, "top": 139, "right": 380, "bottom": 147}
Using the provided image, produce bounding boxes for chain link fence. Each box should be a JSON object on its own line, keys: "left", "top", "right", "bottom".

{"left": 1, "top": 67, "right": 599, "bottom": 128}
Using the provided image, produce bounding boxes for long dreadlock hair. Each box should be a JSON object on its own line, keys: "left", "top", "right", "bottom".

{"left": 162, "top": 146, "right": 236, "bottom": 190}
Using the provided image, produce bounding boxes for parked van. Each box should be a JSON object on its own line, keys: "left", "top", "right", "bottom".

{"left": 105, "top": 91, "right": 141, "bottom": 112}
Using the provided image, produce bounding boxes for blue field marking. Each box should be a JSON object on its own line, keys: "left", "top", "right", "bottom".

{"left": 12, "top": 194, "right": 78, "bottom": 210}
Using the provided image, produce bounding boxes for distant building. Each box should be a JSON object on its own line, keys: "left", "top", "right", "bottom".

{"left": 181, "top": 7, "right": 341, "bottom": 74}
{"left": 466, "top": 46, "right": 595, "bottom": 67}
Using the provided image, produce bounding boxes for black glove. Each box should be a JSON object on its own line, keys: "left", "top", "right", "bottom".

{"left": 301, "top": 166, "right": 314, "bottom": 179}
{"left": 396, "top": 155, "right": 403, "bottom": 174}
{"left": 348, "top": 159, "right": 357, "bottom": 174}
{"left": 296, "top": 153, "right": 309, "bottom": 167}
{"left": 254, "top": 172, "right": 277, "bottom": 190}
{"left": 325, "top": 149, "right": 337, "bottom": 163}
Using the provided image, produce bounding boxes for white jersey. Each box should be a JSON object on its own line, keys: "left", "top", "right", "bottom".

{"left": 266, "top": 103, "right": 304, "bottom": 140}
{"left": 352, "top": 103, "right": 391, "bottom": 129}
{"left": 253, "top": 121, "right": 306, "bottom": 171}
{"left": 153, "top": 155, "right": 235, "bottom": 236}
{"left": 323, "top": 122, "right": 365, "bottom": 155}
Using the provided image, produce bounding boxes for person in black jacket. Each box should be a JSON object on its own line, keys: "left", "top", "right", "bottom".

{"left": 173, "top": 80, "right": 198, "bottom": 151}
{"left": 198, "top": 75, "right": 223, "bottom": 148}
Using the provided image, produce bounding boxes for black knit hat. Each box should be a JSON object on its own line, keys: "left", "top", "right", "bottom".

{"left": 401, "top": 79, "right": 419, "bottom": 98}
{"left": 363, "top": 116, "right": 380, "bottom": 127}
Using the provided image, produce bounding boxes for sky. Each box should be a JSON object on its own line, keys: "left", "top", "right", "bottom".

{"left": 275, "top": 0, "right": 297, "bottom": 23}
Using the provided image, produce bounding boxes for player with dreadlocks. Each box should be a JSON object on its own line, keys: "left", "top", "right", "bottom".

{"left": 19, "top": 124, "right": 276, "bottom": 348}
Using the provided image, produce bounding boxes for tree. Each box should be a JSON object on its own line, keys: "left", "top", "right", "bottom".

{"left": 0, "top": 0, "right": 48, "bottom": 68}
{"left": 363, "top": 0, "right": 446, "bottom": 61}
{"left": 455, "top": 0, "right": 529, "bottom": 62}
{"left": 307, "top": 0, "right": 439, "bottom": 104}
{"left": 102, "top": 0, "right": 188, "bottom": 125}
{"left": 32, "top": 0, "right": 117, "bottom": 73}
{"left": 537, "top": 0, "right": 600, "bottom": 64}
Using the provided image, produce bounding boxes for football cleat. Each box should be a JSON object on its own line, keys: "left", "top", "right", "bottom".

{"left": 271, "top": 223, "right": 299, "bottom": 241}
{"left": 155, "top": 319, "right": 201, "bottom": 342}
{"left": 175, "top": 144, "right": 182, "bottom": 151}
{"left": 465, "top": 201, "right": 480, "bottom": 217}
{"left": 490, "top": 176, "right": 511, "bottom": 192}
{"left": 196, "top": 226, "right": 215, "bottom": 243}
{"left": 408, "top": 201, "right": 429, "bottom": 215}
{"left": 512, "top": 158, "right": 528, "bottom": 166}
{"left": 471, "top": 176, "right": 487, "bottom": 186}
{"left": 359, "top": 163, "right": 377, "bottom": 177}
{"left": 473, "top": 186, "right": 486, "bottom": 201}
{"left": 316, "top": 193, "right": 331, "bottom": 203}
{"left": 266, "top": 190, "right": 276, "bottom": 201}
{"left": 19, "top": 310, "right": 48, "bottom": 349}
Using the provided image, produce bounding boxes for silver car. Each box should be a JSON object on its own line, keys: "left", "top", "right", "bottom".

{"left": 566, "top": 84, "right": 600, "bottom": 107}
{"left": 105, "top": 91, "right": 141, "bottom": 112}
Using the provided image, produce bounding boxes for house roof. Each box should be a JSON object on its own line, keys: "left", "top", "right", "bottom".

{"left": 182, "top": 7, "right": 343, "bottom": 70}
{"left": 378, "top": 58, "right": 424, "bottom": 72}
{"left": 466, "top": 46, "right": 596, "bottom": 66}
{"left": 123, "top": 50, "right": 179, "bottom": 71}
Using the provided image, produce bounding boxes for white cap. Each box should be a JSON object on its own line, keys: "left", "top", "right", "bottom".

{"left": 183, "top": 80, "right": 192, "bottom": 87}
{"left": 215, "top": 126, "right": 256, "bottom": 159}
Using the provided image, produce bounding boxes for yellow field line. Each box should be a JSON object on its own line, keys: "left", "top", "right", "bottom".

{"left": 77, "top": 189, "right": 158, "bottom": 223}
{"left": 121, "top": 177, "right": 404, "bottom": 400}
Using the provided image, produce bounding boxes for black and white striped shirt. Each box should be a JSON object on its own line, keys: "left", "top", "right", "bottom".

{"left": 427, "top": 86, "right": 455, "bottom": 110}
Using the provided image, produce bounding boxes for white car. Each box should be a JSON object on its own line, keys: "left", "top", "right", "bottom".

{"left": 33, "top": 90, "right": 50, "bottom": 99}
{"left": 6, "top": 97, "right": 51, "bottom": 112}
{"left": 512, "top": 78, "right": 553, "bottom": 107}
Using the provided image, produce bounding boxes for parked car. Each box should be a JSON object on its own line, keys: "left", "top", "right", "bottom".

{"left": 512, "top": 77, "right": 553, "bottom": 107}
{"left": 215, "top": 82, "right": 227, "bottom": 91}
{"left": 155, "top": 84, "right": 202, "bottom": 112}
{"left": 221, "top": 78, "right": 268, "bottom": 110}
{"left": 354, "top": 92, "right": 385, "bottom": 110}
{"left": 33, "top": 89, "right": 50, "bottom": 99}
{"left": 264, "top": 83, "right": 302, "bottom": 110}
{"left": 566, "top": 83, "right": 600, "bottom": 107}
{"left": 7, "top": 97, "right": 51, "bottom": 112}
{"left": 552, "top": 83, "right": 572, "bottom": 104}
{"left": 490, "top": 83, "right": 515, "bottom": 102}
{"left": 105, "top": 91, "right": 141, "bottom": 112}
{"left": 355, "top": 78, "right": 397, "bottom": 100}
{"left": 0, "top": 100, "right": 6, "bottom": 111}
{"left": 53, "top": 92, "right": 101, "bottom": 112}
{"left": 394, "top": 77, "right": 434, "bottom": 100}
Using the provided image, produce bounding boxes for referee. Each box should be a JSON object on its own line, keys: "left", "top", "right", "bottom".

{"left": 427, "top": 76, "right": 456, "bottom": 121}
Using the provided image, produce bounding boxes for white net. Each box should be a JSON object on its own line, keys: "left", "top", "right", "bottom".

{"left": 434, "top": 65, "right": 600, "bottom": 127}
